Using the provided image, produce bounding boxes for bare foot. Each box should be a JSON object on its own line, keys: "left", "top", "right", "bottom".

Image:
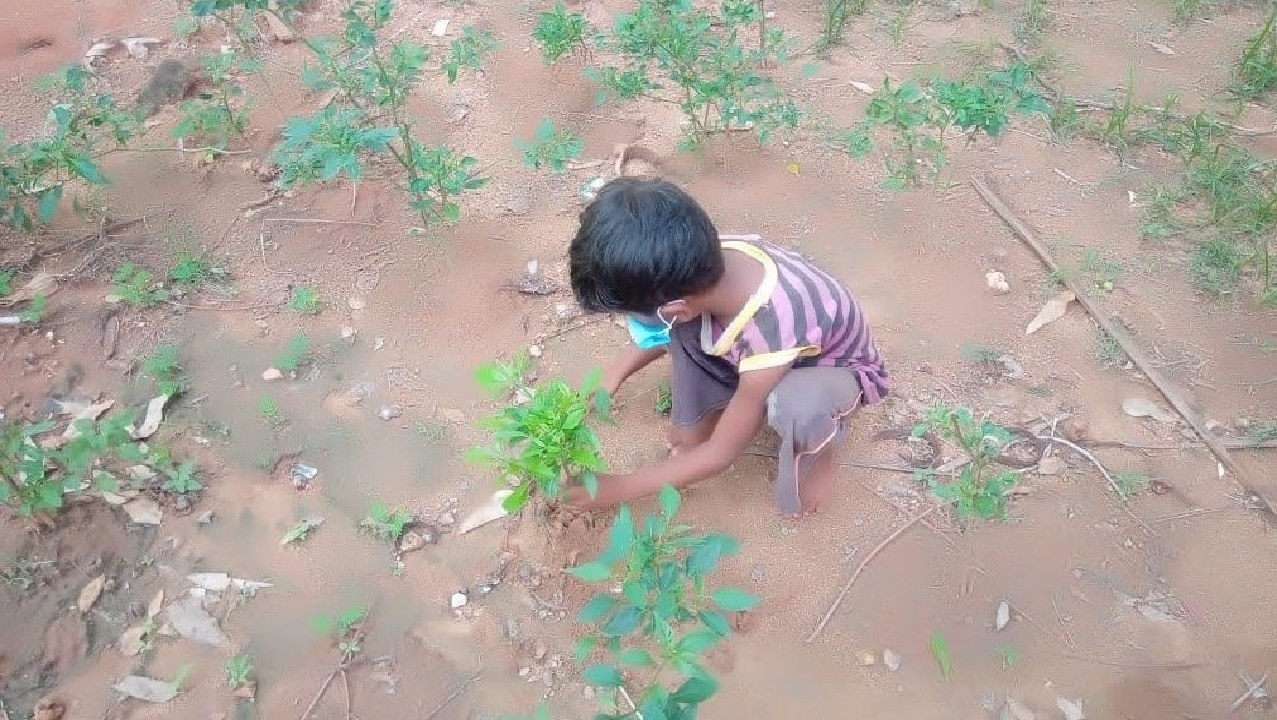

{"left": 797, "top": 446, "right": 837, "bottom": 514}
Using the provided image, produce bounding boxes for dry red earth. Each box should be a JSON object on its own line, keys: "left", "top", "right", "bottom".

{"left": 2, "top": 0, "right": 1276, "bottom": 719}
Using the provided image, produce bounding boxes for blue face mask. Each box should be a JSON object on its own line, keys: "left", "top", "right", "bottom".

{"left": 627, "top": 310, "right": 674, "bottom": 349}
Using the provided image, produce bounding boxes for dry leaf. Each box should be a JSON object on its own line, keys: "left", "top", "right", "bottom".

{"left": 122, "top": 497, "right": 163, "bottom": 525}
{"left": 118, "top": 626, "right": 147, "bottom": 656}
{"left": 1148, "top": 41, "right": 1176, "bottom": 55}
{"left": 113, "top": 675, "right": 178, "bottom": 703}
{"left": 1056, "top": 697, "right": 1086, "bottom": 720}
{"left": 147, "top": 590, "right": 165, "bottom": 619}
{"left": 850, "top": 80, "right": 877, "bottom": 94}
{"left": 1025, "top": 290, "right": 1076, "bottom": 334}
{"left": 130, "top": 395, "right": 171, "bottom": 440}
{"left": 0, "top": 272, "right": 58, "bottom": 306}
{"left": 1121, "top": 397, "right": 1178, "bottom": 424}
{"left": 77, "top": 575, "right": 106, "bottom": 613}
{"left": 122, "top": 37, "right": 163, "bottom": 59}
{"left": 457, "top": 489, "right": 513, "bottom": 534}
{"left": 166, "top": 594, "right": 229, "bottom": 646}
{"left": 1001, "top": 698, "right": 1036, "bottom": 720}
{"left": 187, "top": 572, "right": 231, "bottom": 592}
{"left": 62, "top": 400, "right": 115, "bottom": 439}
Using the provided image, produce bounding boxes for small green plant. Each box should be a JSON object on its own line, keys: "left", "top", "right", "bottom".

{"left": 1113, "top": 471, "right": 1150, "bottom": 500}
{"left": 820, "top": 0, "right": 869, "bottom": 49}
{"left": 1078, "top": 249, "right": 1123, "bottom": 294}
{"left": 1014, "top": 0, "right": 1049, "bottom": 44}
{"left": 275, "top": 334, "right": 312, "bottom": 374}
{"left": 1231, "top": 6, "right": 1277, "bottom": 103}
{"left": 0, "top": 269, "right": 14, "bottom": 296}
{"left": 517, "top": 117, "right": 584, "bottom": 173}
{"left": 929, "top": 632, "right": 953, "bottom": 679}
{"left": 587, "top": 0, "right": 801, "bottom": 148}
{"left": 248, "top": 0, "right": 489, "bottom": 226}
{"left": 280, "top": 517, "right": 322, "bottom": 545}
{"left": 287, "top": 285, "right": 322, "bottom": 315}
{"left": 313, "top": 606, "right": 367, "bottom": 663}
{"left": 2, "top": 67, "right": 137, "bottom": 231}
{"left": 1249, "top": 421, "right": 1277, "bottom": 444}
{"left": 533, "top": 1, "right": 588, "bottom": 63}
{"left": 470, "top": 360, "right": 611, "bottom": 512}
{"left": 1096, "top": 329, "right": 1127, "bottom": 367}
{"left": 655, "top": 382, "right": 672, "bottom": 416}
{"left": 168, "top": 252, "right": 218, "bottom": 288}
{"left": 112, "top": 263, "right": 170, "bottom": 308}
{"left": 994, "top": 643, "right": 1020, "bottom": 669}
{"left": 174, "top": 51, "right": 261, "bottom": 151}
{"left": 161, "top": 459, "right": 203, "bottom": 494}
{"left": 912, "top": 404, "right": 1018, "bottom": 521}
{"left": 960, "top": 343, "right": 1003, "bottom": 364}
{"left": 142, "top": 344, "right": 187, "bottom": 397}
{"left": 570, "top": 486, "right": 757, "bottom": 718}
{"left": 259, "top": 395, "right": 285, "bottom": 427}
{"left": 225, "top": 654, "right": 254, "bottom": 689}
{"left": 360, "top": 501, "right": 413, "bottom": 542}
{"left": 1189, "top": 237, "right": 1245, "bottom": 296}
{"left": 17, "top": 294, "right": 47, "bottom": 324}
{"left": 844, "top": 62, "right": 1049, "bottom": 188}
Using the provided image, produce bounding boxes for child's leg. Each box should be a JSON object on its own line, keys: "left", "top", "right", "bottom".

{"left": 767, "top": 367, "right": 863, "bottom": 516}
{"left": 667, "top": 320, "right": 736, "bottom": 455}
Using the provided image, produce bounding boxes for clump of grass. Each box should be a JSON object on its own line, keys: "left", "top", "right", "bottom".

{"left": 259, "top": 395, "right": 285, "bottom": 427}
{"left": 1231, "top": 6, "right": 1277, "bottom": 103}
{"left": 1096, "top": 330, "right": 1127, "bottom": 367}
{"left": 1014, "top": 0, "right": 1049, "bottom": 44}
{"left": 820, "top": 0, "right": 870, "bottom": 50}
{"left": 1189, "top": 237, "right": 1245, "bottom": 297}
{"left": 359, "top": 502, "right": 413, "bottom": 542}
{"left": 142, "top": 344, "right": 188, "bottom": 397}
{"left": 288, "top": 285, "right": 322, "bottom": 315}
{"left": 275, "top": 334, "right": 312, "bottom": 374}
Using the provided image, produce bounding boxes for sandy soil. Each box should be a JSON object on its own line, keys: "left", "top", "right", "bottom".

{"left": 2, "top": 0, "right": 1276, "bottom": 719}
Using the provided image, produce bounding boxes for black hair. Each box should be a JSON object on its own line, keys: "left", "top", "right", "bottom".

{"left": 569, "top": 177, "right": 723, "bottom": 313}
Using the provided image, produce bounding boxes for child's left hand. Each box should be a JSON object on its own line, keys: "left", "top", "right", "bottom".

{"left": 563, "top": 473, "right": 624, "bottom": 511}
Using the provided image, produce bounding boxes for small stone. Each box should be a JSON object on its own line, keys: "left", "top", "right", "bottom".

{"left": 172, "top": 495, "right": 192, "bottom": 515}
{"left": 1061, "top": 417, "right": 1089, "bottom": 443}
{"left": 373, "top": 337, "right": 386, "bottom": 350}
{"left": 528, "top": 345, "right": 543, "bottom": 358}
{"left": 397, "top": 531, "right": 428, "bottom": 554}
{"left": 378, "top": 405, "right": 403, "bottom": 421}
{"left": 431, "top": 18, "right": 450, "bottom": 36}
{"left": 555, "top": 302, "right": 580, "bottom": 320}
{"left": 504, "top": 618, "right": 521, "bottom": 641}
{"left": 232, "top": 681, "right": 257, "bottom": 700}
{"left": 1037, "top": 455, "right": 1065, "bottom": 476}
{"left": 533, "top": 640, "right": 548, "bottom": 661}
{"left": 882, "top": 649, "right": 901, "bottom": 671}
{"left": 518, "top": 666, "right": 531, "bottom": 678}
{"left": 348, "top": 297, "right": 367, "bottom": 311}
{"left": 450, "top": 591, "right": 469, "bottom": 609}
{"left": 196, "top": 510, "right": 215, "bottom": 525}
{"left": 995, "top": 599, "right": 1011, "bottom": 630}
{"left": 985, "top": 270, "right": 1010, "bottom": 294}
{"left": 583, "top": 685, "right": 595, "bottom": 700}
{"left": 437, "top": 511, "right": 456, "bottom": 527}
{"left": 858, "top": 651, "right": 877, "bottom": 666}
{"left": 340, "top": 326, "right": 356, "bottom": 339}
{"left": 262, "top": 367, "right": 284, "bottom": 381}
{"left": 1235, "top": 417, "right": 1251, "bottom": 430}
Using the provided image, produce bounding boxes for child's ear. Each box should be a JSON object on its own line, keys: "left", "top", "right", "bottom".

{"left": 660, "top": 299, "right": 693, "bottom": 322}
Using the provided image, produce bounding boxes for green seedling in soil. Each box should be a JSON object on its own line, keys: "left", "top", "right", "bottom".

{"left": 474, "top": 353, "right": 534, "bottom": 396}
{"left": 994, "top": 643, "right": 1020, "bottom": 669}
{"left": 1078, "top": 249, "right": 1122, "bottom": 294}
{"left": 471, "top": 361, "right": 611, "bottom": 513}
{"left": 820, "top": 0, "right": 869, "bottom": 49}
{"left": 655, "top": 382, "right": 672, "bottom": 416}
{"left": 287, "top": 285, "right": 322, "bottom": 315}
{"left": 313, "top": 605, "right": 368, "bottom": 663}
{"left": 570, "top": 486, "right": 758, "bottom": 718}
{"left": 533, "top": 1, "right": 589, "bottom": 63}
{"left": 245, "top": 0, "right": 489, "bottom": 226}
{"left": 587, "top": 0, "right": 801, "bottom": 148}
{"left": 0, "top": 269, "right": 13, "bottom": 296}
{"left": 1014, "top": 0, "right": 1049, "bottom": 44}
{"left": 174, "top": 15, "right": 201, "bottom": 42}
{"left": 161, "top": 459, "right": 203, "bottom": 494}
{"left": 960, "top": 343, "right": 1003, "bottom": 364}
{"left": 912, "top": 404, "right": 1018, "bottom": 521}
{"left": 16, "top": 294, "right": 47, "bottom": 324}
{"left": 887, "top": 0, "right": 920, "bottom": 46}
{"left": 259, "top": 395, "right": 285, "bottom": 427}
{"left": 1095, "top": 73, "right": 1138, "bottom": 154}
{"left": 1231, "top": 5, "right": 1277, "bottom": 103}
{"left": 280, "top": 517, "right": 322, "bottom": 545}
{"left": 142, "top": 344, "right": 188, "bottom": 397}
{"left": 174, "top": 51, "right": 261, "bottom": 151}
{"left": 1, "top": 66, "right": 137, "bottom": 231}
{"left": 1113, "top": 471, "right": 1150, "bottom": 500}
{"left": 1171, "top": 0, "right": 1210, "bottom": 23}
{"left": 112, "top": 263, "right": 170, "bottom": 308}
{"left": 360, "top": 501, "right": 413, "bottom": 542}
{"left": 1189, "top": 237, "right": 1246, "bottom": 297}
{"left": 225, "top": 654, "right": 254, "bottom": 689}
{"left": 929, "top": 632, "right": 953, "bottom": 679}
{"left": 1095, "top": 329, "right": 1127, "bottom": 368}
{"left": 1250, "top": 421, "right": 1277, "bottom": 444}
{"left": 844, "top": 62, "right": 1048, "bottom": 188}
{"left": 168, "top": 252, "right": 220, "bottom": 289}
{"left": 517, "top": 117, "right": 584, "bottom": 173}
{"left": 275, "top": 334, "right": 312, "bottom": 374}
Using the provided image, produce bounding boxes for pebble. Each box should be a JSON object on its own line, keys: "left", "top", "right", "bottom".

{"left": 340, "top": 326, "right": 356, "bottom": 339}
{"left": 378, "top": 405, "right": 403, "bottom": 421}
{"left": 985, "top": 270, "right": 1010, "bottom": 294}
{"left": 1037, "top": 456, "right": 1065, "bottom": 476}
{"left": 262, "top": 367, "right": 283, "bottom": 381}
{"left": 504, "top": 618, "right": 521, "bottom": 641}
{"left": 348, "top": 297, "right": 367, "bottom": 311}
{"left": 196, "top": 510, "right": 215, "bottom": 525}
{"left": 858, "top": 651, "right": 877, "bottom": 666}
{"left": 450, "top": 591, "right": 469, "bottom": 609}
{"left": 882, "top": 649, "right": 902, "bottom": 671}
{"left": 437, "top": 511, "right": 456, "bottom": 527}
{"left": 528, "top": 345, "right": 543, "bottom": 358}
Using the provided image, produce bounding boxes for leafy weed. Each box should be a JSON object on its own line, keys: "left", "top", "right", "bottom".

{"left": 360, "top": 501, "right": 413, "bottom": 542}
{"left": 517, "top": 117, "right": 584, "bottom": 173}
{"left": 913, "top": 404, "right": 1019, "bottom": 521}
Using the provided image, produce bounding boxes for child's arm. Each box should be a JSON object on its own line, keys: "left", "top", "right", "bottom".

{"left": 602, "top": 345, "right": 667, "bottom": 396}
{"left": 570, "top": 364, "right": 789, "bottom": 508}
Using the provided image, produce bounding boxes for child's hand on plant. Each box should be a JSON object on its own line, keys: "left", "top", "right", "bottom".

{"left": 563, "top": 472, "right": 625, "bottom": 510}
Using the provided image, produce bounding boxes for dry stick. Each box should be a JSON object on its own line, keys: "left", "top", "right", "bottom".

{"left": 261, "top": 217, "right": 380, "bottom": 227}
{"left": 971, "top": 177, "right": 1277, "bottom": 526}
{"left": 806, "top": 504, "right": 941, "bottom": 642}
{"left": 1060, "top": 652, "right": 1206, "bottom": 670}
{"left": 423, "top": 672, "right": 482, "bottom": 720}
{"left": 300, "top": 666, "right": 343, "bottom": 720}
{"left": 1091, "top": 438, "right": 1277, "bottom": 451}
{"left": 1039, "top": 434, "right": 1156, "bottom": 534}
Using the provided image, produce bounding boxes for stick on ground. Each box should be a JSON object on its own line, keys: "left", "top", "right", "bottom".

{"left": 424, "top": 672, "right": 482, "bottom": 720}
{"left": 806, "top": 505, "right": 940, "bottom": 642}
{"left": 971, "top": 176, "right": 1276, "bottom": 525}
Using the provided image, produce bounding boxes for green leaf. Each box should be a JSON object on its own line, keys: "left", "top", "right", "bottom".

{"left": 68, "top": 156, "right": 107, "bottom": 184}
{"left": 698, "top": 609, "right": 731, "bottom": 637}
{"left": 678, "top": 628, "right": 721, "bottom": 654}
{"left": 710, "top": 587, "right": 760, "bottom": 612}
{"left": 616, "top": 647, "right": 655, "bottom": 667}
{"left": 577, "top": 594, "right": 617, "bottom": 623}
{"left": 582, "top": 663, "right": 624, "bottom": 687}
{"left": 930, "top": 632, "right": 953, "bottom": 679}
{"left": 670, "top": 675, "right": 718, "bottom": 704}
{"left": 574, "top": 635, "right": 598, "bottom": 663}
{"left": 659, "top": 483, "right": 681, "bottom": 518}
{"left": 37, "top": 184, "right": 63, "bottom": 223}
{"left": 568, "top": 561, "right": 611, "bottom": 583}
{"left": 607, "top": 504, "right": 634, "bottom": 557}
{"left": 601, "top": 604, "right": 641, "bottom": 637}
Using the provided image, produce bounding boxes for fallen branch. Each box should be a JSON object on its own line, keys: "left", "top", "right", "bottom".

{"left": 1060, "top": 652, "right": 1206, "bottom": 670}
{"left": 424, "top": 672, "right": 482, "bottom": 720}
{"left": 806, "top": 504, "right": 941, "bottom": 642}
{"left": 261, "top": 217, "right": 380, "bottom": 227}
{"left": 972, "top": 176, "right": 1277, "bottom": 525}
{"left": 1037, "top": 434, "right": 1156, "bottom": 533}
{"left": 300, "top": 666, "right": 342, "bottom": 720}
{"left": 1090, "top": 438, "right": 1277, "bottom": 451}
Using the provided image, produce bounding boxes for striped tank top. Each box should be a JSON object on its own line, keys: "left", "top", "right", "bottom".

{"left": 697, "top": 239, "right": 891, "bottom": 404}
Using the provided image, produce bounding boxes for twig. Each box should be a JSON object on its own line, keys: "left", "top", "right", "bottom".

{"left": 1061, "top": 652, "right": 1206, "bottom": 670}
{"left": 424, "top": 672, "right": 482, "bottom": 720}
{"left": 1090, "top": 438, "right": 1277, "bottom": 451}
{"left": 806, "top": 505, "right": 941, "bottom": 642}
{"left": 166, "top": 300, "right": 281, "bottom": 312}
{"left": 972, "top": 176, "right": 1277, "bottom": 525}
{"left": 1, "top": 696, "right": 11, "bottom": 720}
{"left": 1231, "top": 672, "right": 1269, "bottom": 711}
{"left": 535, "top": 315, "right": 608, "bottom": 344}
{"left": 301, "top": 666, "right": 342, "bottom": 720}
{"left": 342, "top": 668, "right": 353, "bottom": 719}
{"left": 1152, "top": 506, "right": 1236, "bottom": 524}
{"left": 1037, "top": 434, "right": 1156, "bottom": 533}
{"left": 261, "top": 217, "right": 380, "bottom": 227}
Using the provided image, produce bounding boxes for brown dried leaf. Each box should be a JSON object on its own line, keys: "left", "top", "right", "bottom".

{"left": 77, "top": 575, "right": 106, "bottom": 613}
{"left": 1025, "top": 290, "right": 1076, "bottom": 335}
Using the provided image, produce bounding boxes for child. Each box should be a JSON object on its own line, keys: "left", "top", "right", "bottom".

{"left": 566, "top": 177, "right": 890, "bottom": 516}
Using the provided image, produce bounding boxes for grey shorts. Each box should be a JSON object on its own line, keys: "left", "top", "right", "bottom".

{"left": 668, "top": 320, "right": 863, "bottom": 514}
